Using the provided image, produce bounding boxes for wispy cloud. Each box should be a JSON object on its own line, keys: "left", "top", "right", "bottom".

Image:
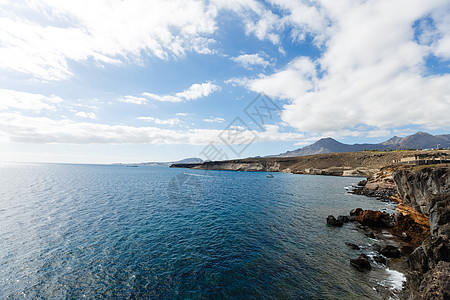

{"left": 203, "top": 117, "right": 225, "bottom": 123}
{"left": 231, "top": 53, "right": 271, "bottom": 69}
{"left": 117, "top": 95, "right": 147, "bottom": 105}
{"left": 0, "top": 88, "right": 62, "bottom": 112}
{"left": 143, "top": 82, "right": 220, "bottom": 103}
{"left": 0, "top": 112, "right": 304, "bottom": 145}
{"left": 75, "top": 111, "right": 96, "bottom": 120}
{"left": 137, "top": 117, "right": 182, "bottom": 126}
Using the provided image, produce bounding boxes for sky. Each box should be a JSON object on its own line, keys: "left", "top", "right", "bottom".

{"left": 0, "top": 0, "right": 449, "bottom": 164}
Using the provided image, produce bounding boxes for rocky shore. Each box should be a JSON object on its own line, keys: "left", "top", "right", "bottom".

{"left": 173, "top": 153, "right": 449, "bottom": 298}
{"left": 338, "top": 164, "right": 449, "bottom": 299}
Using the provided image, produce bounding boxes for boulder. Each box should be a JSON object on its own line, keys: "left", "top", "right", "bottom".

{"left": 373, "top": 255, "right": 387, "bottom": 265}
{"left": 380, "top": 245, "right": 401, "bottom": 258}
{"left": 326, "top": 215, "right": 343, "bottom": 227}
{"left": 357, "top": 180, "right": 367, "bottom": 187}
{"left": 350, "top": 208, "right": 363, "bottom": 216}
{"left": 337, "top": 215, "right": 350, "bottom": 223}
{"left": 345, "top": 242, "right": 360, "bottom": 250}
{"left": 350, "top": 254, "right": 371, "bottom": 270}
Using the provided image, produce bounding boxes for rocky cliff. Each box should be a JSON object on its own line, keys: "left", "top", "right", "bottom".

{"left": 393, "top": 165, "right": 450, "bottom": 299}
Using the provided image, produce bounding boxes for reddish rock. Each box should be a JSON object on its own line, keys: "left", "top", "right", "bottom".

{"left": 355, "top": 210, "right": 396, "bottom": 227}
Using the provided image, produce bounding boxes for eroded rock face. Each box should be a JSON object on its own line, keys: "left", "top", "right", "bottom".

{"left": 418, "top": 261, "right": 450, "bottom": 300}
{"left": 393, "top": 166, "right": 450, "bottom": 217}
{"left": 394, "top": 166, "right": 450, "bottom": 299}
{"left": 408, "top": 236, "right": 450, "bottom": 274}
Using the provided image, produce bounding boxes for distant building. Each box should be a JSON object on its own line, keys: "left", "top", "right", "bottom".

{"left": 393, "top": 153, "right": 449, "bottom": 165}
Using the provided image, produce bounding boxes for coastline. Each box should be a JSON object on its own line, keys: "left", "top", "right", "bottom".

{"left": 173, "top": 152, "right": 450, "bottom": 299}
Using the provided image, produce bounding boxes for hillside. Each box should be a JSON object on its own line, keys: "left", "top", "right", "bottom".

{"left": 272, "top": 132, "right": 450, "bottom": 157}
{"left": 172, "top": 150, "right": 450, "bottom": 177}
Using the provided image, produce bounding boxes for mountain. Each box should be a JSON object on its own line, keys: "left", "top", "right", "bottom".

{"left": 272, "top": 132, "right": 450, "bottom": 157}
{"left": 381, "top": 132, "right": 450, "bottom": 149}
{"left": 119, "top": 157, "right": 203, "bottom": 166}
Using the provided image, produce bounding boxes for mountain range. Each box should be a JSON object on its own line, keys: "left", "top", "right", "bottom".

{"left": 272, "top": 132, "right": 450, "bottom": 157}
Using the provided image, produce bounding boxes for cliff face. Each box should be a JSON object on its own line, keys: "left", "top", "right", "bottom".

{"left": 394, "top": 166, "right": 450, "bottom": 236}
{"left": 393, "top": 165, "right": 450, "bottom": 299}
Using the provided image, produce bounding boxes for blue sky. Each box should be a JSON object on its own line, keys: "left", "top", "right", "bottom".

{"left": 0, "top": 0, "right": 449, "bottom": 163}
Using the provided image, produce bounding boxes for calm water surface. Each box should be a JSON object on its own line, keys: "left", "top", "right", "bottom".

{"left": 0, "top": 163, "right": 403, "bottom": 299}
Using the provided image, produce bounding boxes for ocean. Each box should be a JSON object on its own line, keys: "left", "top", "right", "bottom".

{"left": 0, "top": 163, "right": 404, "bottom": 299}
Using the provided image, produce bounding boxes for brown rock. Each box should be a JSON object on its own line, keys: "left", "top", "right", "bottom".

{"left": 355, "top": 210, "right": 396, "bottom": 227}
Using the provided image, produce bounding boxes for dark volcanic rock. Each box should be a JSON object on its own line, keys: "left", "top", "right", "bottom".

{"left": 380, "top": 245, "right": 401, "bottom": 258}
{"left": 357, "top": 180, "right": 367, "bottom": 187}
{"left": 429, "top": 195, "right": 450, "bottom": 237}
{"left": 350, "top": 208, "right": 363, "bottom": 216}
{"left": 373, "top": 255, "right": 387, "bottom": 265}
{"left": 337, "top": 215, "right": 350, "bottom": 223}
{"left": 393, "top": 166, "right": 450, "bottom": 217}
{"left": 418, "top": 261, "right": 450, "bottom": 300}
{"left": 402, "top": 232, "right": 412, "bottom": 242}
{"left": 365, "top": 232, "right": 377, "bottom": 239}
{"left": 345, "top": 242, "right": 360, "bottom": 250}
{"left": 408, "top": 236, "right": 450, "bottom": 274}
{"left": 350, "top": 254, "right": 371, "bottom": 270}
{"left": 326, "top": 215, "right": 343, "bottom": 227}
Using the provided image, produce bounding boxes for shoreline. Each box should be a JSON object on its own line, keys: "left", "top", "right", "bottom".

{"left": 174, "top": 154, "right": 449, "bottom": 299}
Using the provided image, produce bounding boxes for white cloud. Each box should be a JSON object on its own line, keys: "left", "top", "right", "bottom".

{"left": 117, "top": 95, "right": 148, "bottom": 105}
{"left": 75, "top": 111, "right": 96, "bottom": 119}
{"left": 0, "top": 88, "right": 62, "bottom": 112}
{"left": 224, "top": 77, "right": 249, "bottom": 86}
{"left": 0, "top": 0, "right": 218, "bottom": 81}
{"left": 176, "top": 112, "right": 189, "bottom": 116}
{"left": 0, "top": 112, "right": 304, "bottom": 145}
{"left": 231, "top": 53, "right": 271, "bottom": 69}
{"left": 143, "top": 82, "right": 220, "bottom": 103}
{"left": 246, "top": 0, "right": 450, "bottom": 136}
{"left": 0, "top": 0, "right": 333, "bottom": 81}
{"left": 175, "top": 82, "right": 221, "bottom": 100}
{"left": 203, "top": 117, "right": 225, "bottom": 123}
{"left": 137, "top": 117, "right": 182, "bottom": 126}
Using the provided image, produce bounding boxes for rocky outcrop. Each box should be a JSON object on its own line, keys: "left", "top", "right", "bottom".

{"left": 393, "top": 165, "right": 450, "bottom": 299}
{"left": 355, "top": 210, "right": 396, "bottom": 228}
{"left": 326, "top": 215, "right": 344, "bottom": 227}
{"left": 351, "top": 167, "right": 398, "bottom": 200}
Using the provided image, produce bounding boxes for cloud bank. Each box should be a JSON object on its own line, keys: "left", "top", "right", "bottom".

{"left": 247, "top": 0, "right": 450, "bottom": 134}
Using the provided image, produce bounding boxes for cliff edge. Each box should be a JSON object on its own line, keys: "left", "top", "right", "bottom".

{"left": 393, "top": 165, "right": 450, "bottom": 299}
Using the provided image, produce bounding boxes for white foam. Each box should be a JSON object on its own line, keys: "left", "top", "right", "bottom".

{"left": 384, "top": 269, "right": 406, "bottom": 291}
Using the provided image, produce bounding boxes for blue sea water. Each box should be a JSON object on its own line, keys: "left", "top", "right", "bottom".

{"left": 0, "top": 163, "right": 404, "bottom": 299}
